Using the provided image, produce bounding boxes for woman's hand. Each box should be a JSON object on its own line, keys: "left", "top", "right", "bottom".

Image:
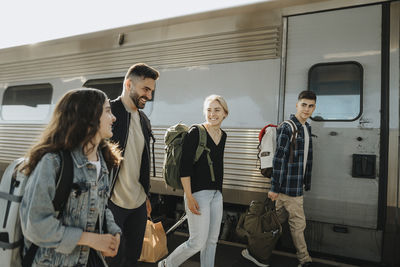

{"left": 102, "top": 233, "right": 120, "bottom": 257}
{"left": 78, "top": 232, "right": 119, "bottom": 256}
{"left": 186, "top": 194, "right": 201, "bottom": 215}
{"left": 180, "top": 176, "right": 200, "bottom": 215}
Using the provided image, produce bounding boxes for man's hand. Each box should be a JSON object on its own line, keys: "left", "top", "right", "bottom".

{"left": 268, "top": 191, "right": 279, "bottom": 201}
{"left": 146, "top": 198, "right": 152, "bottom": 217}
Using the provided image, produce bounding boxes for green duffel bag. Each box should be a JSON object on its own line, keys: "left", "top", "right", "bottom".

{"left": 236, "top": 199, "right": 282, "bottom": 265}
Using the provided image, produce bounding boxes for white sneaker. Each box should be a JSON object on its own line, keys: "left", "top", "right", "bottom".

{"left": 241, "top": 249, "right": 269, "bottom": 267}
{"left": 158, "top": 259, "right": 167, "bottom": 267}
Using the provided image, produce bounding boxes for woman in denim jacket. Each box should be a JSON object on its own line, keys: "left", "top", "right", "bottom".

{"left": 19, "top": 88, "right": 123, "bottom": 267}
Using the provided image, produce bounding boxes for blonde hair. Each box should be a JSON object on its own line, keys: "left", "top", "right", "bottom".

{"left": 203, "top": 94, "right": 229, "bottom": 117}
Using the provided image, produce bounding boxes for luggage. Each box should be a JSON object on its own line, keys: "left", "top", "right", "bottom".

{"left": 236, "top": 199, "right": 282, "bottom": 265}
{"left": 162, "top": 123, "right": 214, "bottom": 190}
{"left": 165, "top": 213, "right": 187, "bottom": 236}
{"left": 0, "top": 158, "right": 26, "bottom": 267}
{"left": 257, "top": 120, "right": 298, "bottom": 177}
{"left": 139, "top": 219, "right": 168, "bottom": 263}
{"left": 0, "top": 151, "right": 73, "bottom": 267}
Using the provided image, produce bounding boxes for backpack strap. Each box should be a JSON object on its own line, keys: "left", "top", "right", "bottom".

{"left": 140, "top": 111, "right": 156, "bottom": 177}
{"left": 53, "top": 151, "right": 74, "bottom": 217}
{"left": 22, "top": 150, "right": 74, "bottom": 267}
{"left": 150, "top": 133, "right": 156, "bottom": 177}
{"left": 194, "top": 124, "right": 206, "bottom": 162}
{"left": 285, "top": 120, "right": 298, "bottom": 164}
{"left": 193, "top": 124, "right": 215, "bottom": 182}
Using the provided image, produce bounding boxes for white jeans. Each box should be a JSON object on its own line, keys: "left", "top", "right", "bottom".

{"left": 165, "top": 190, "right": 223, "bottom": 267}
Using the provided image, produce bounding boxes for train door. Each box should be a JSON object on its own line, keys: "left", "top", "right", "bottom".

{"left": 283, "top": 4, "right": 383, "bottom": 261}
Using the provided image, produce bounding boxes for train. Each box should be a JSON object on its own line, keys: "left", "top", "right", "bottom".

{"left": 0, "top": 0, "right": 398, "bottom": 265}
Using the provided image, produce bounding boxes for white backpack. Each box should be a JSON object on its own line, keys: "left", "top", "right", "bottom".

{"left": 258, "top": 120, "right": 298, "bottom": 177}
{"left": 0, "top": 158, "right": 26, "bottom": 267}
{"left": 0, "top": 151, "right": 73, "bottom": 267}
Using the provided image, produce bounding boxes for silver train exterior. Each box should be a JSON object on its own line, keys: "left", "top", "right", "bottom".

{"left": 0, "top": 0, "right": 398, "bottom": 265}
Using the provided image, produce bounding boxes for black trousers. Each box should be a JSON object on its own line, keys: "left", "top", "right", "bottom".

{"left": 107, "top": 200, "right": 147, "bottom": 267}
{"left": 87, "top": 249, "right": 105, "bottom": 267}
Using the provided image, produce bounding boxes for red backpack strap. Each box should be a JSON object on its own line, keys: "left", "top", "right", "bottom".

{"left": 258, "top": 124, "right": 278, "bottom": 142}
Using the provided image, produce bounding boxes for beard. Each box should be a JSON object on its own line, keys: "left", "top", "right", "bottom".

{"left": 130, "top": 90, "right": 148, "bottom": 109}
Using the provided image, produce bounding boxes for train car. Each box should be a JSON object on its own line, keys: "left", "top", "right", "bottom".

{"left": 0, "top": 0, "right": 398, "bottom": 265}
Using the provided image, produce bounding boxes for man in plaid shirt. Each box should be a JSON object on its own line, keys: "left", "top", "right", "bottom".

{"left": 268, "top": 90, "right": 316, "bottom": 267}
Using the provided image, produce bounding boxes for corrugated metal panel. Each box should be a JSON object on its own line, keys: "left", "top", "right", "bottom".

{"left": 0, "top": 27, "right": 280, "bottom": 82}
{"left": 0, "top": 124, "right": 45, "bottom": 161}
{"left": 0, "top": 125, "right": 270, "bottom": 193}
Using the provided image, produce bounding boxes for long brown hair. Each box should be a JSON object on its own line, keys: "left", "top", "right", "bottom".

{"left": 22, "top": 88, "right": 122, "bottom": 176}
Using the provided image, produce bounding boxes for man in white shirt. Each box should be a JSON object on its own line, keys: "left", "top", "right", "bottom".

{"left": 108, "top": 63, "right": 159, "bottom": 267}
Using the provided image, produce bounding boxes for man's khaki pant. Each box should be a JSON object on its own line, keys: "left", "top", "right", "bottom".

{"left": 276, "top": 193, "right": 312, "bottom": 264}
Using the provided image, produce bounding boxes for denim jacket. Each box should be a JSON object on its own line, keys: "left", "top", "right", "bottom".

{"left": 271, "top": 115, "right": 313, "bottom": 197}
{"left": 19, "top": 147, "right": 121, "bottom": 267}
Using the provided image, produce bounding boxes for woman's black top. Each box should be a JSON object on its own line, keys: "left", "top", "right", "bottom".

{"left": 180, "top": 125, "right": 227, "bottom": 193}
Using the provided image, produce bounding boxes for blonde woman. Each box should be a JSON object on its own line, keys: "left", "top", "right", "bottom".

{"left": 159, "top": 95, "right": 228, "bottom": 267}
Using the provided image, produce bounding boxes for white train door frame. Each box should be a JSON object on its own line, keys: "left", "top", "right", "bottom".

{"left": 280, "top": 3, "right": 389, "bottom": 261}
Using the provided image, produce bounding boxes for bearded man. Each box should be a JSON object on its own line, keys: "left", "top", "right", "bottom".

{"left": 107, "top": 63, "right": 159, "bottom": 267}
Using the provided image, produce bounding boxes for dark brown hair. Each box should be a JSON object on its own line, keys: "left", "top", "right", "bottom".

{"left": 298, "top": 90, "right": 317, "bottom": 101}
{"left": 21, "top": 88, "right": 122, "bottom": 176}
{"left": 125, "top": 63, "right": 160, "bottom": 81}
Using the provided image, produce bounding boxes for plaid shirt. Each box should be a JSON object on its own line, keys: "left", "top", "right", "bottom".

{"left": 270, "top": 114, "right": 313, "bottom": 196}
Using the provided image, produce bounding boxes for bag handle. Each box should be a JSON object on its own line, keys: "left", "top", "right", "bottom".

{"left": 264, "top": 198, "right": 282, "bottom": 234}
{"left": 264, "top": 197, "right": 276, "bottom": 211}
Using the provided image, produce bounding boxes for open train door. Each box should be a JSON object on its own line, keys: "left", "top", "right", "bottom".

{"left": 282, "top": 4, "right": 386, "bottom": 262}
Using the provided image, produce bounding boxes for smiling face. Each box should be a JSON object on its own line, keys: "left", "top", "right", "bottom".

{"left": 205, "top": 100, "right": 227, "bottom": 127}
{"left": 126, "top": 77, "right": 155, "bottom": 110}
{"left": 296, "top": 98, "right": 316, "bottom": 123}
{"left": 97, "top": 100, "right": 116, "bottom": 140}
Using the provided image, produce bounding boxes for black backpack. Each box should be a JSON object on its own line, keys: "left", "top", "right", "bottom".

{"left": 0, "top": 151, "right": 74, "bottom": 267}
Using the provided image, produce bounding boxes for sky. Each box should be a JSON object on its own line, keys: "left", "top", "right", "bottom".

{"left": 0, "top": 0, "right": 267, "bottom": 50}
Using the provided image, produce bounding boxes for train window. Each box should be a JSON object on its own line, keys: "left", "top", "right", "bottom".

{"left": 1, "top": 83, "right": 53, "bottom": 121}
{"left": 308, "top": 62, "right": 363, "bottom": 121}
{"left": 84, "top": 77, "right": 155, "bottom": 116}
{"left": 84, "top": 77, "right": 124, "bottom": 100}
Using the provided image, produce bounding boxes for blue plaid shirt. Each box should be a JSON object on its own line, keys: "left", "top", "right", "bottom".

{"left": 270, "top": 114, "right": 313, "bottom": 196}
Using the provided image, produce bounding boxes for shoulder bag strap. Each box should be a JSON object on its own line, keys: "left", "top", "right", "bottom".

{"left": 140, "top": 111, "right": 156, "bottom": 177}
{"left": 193, "top": 124, "right": 215, "bottom": 182}
{"left": 285, "top": 120, "right": 297, "bottom": 164}
{"left": 193, "top": 124, "right": 206, "bottom": 162}
{"left": 53, "top": 150, "right": 74, "bottom": 217}
{"left": 150, "top": 133, "right": 156, "bottom": 177}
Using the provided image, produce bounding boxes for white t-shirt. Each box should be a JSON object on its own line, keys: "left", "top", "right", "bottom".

{"left": 89, "top": 159, "right": 101, "bottom": 179}
{"left": 111, "top": 107, "right": 146, "bottom": 209}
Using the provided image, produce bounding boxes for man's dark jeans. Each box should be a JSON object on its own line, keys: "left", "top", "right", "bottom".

{"left": 107, "top": 200, "right": 147, "bottom": 267}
